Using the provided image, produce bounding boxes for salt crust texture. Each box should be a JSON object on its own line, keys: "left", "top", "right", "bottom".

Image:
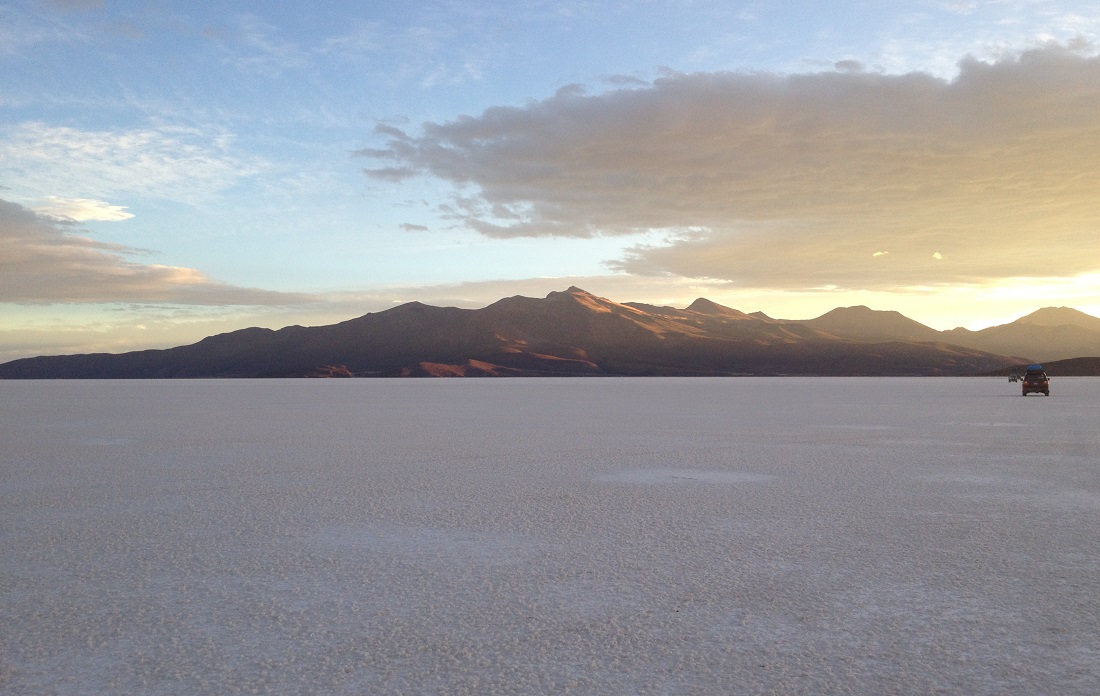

{"left": 2, "top": 377, "right": 1099, "bottom": 695}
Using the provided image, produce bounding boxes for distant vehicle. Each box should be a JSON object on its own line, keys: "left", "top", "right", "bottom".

{"left": 1008, "top": 373, "right": 1021, "bottom": 382}
{"left": 1021, "top": 364, "right": 1050, "bottom": 396}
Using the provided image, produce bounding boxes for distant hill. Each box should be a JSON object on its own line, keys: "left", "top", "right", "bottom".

{"left": 805, "top": 306, "right": 942, "bottom": 343}
{"left": 0, "top": 287, "right": 1026, "bottom": 378}
{"left": 943, "top": 307, "right": 1100, "bottom": 362}
{"left": 1015, "top": 307, "right": 1100, "bottom": 331}
{"left": 980, "top": 356, "right": 1100, "bottom": 377}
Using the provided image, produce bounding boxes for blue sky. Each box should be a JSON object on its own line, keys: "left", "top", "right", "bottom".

{"left": 3, "top": 1, "right": 1100, "bottom": 361}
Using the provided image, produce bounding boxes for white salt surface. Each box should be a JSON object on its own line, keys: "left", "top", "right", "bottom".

{"left": 3, "top": 377, "right": 1099, "bottom": 695}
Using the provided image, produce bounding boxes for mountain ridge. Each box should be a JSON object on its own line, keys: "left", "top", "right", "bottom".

{"left": 942, "top": 306, "right": 1100, "bottom": 362}
{"left": 2, "top": 287, "right": 1098, "bottom": 378}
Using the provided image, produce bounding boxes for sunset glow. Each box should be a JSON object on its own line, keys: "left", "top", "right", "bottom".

{"left": 2, "top": 1, "right": 1100, "bottom": 360}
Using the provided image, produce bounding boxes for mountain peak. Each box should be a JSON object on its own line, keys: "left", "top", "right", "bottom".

{"left": 686, "top": 297, "right": 749, "bottom": 319}
{"left": 1014, "top": 307, "right": 1100, "bottom": 331}
{"left": 807, "top": 305, "right": 937, "bottom": 341}
{"left": 816, "top": 305, "right": 876, "bottom": 317}
{"left": 543, "top": 286, "right": 641, "bottom": 316}
{"left": 546, "top": 286, "right": 600, "bottom": 303}
{"left": 545, "top": 286, "right": 600, "bottom": 303}
{"left": 686, "top": 297, "right": 725, "bottom": 312}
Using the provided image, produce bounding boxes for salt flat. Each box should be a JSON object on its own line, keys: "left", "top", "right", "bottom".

{"left": 2, "top": 377, "right": 1099, "bottom": 695}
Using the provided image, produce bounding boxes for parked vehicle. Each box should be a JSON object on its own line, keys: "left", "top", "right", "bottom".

{"left": 1021, "top": 364, "right": 1049, "bottom": 396}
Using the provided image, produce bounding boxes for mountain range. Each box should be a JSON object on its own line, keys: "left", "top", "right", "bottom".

{"left": 2, "top": 287, "right": 1099, "bottom": 378}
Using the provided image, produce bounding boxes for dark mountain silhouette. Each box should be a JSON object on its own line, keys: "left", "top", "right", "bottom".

{"left": 0, "top": 287, "right": 1043, "bottom": 378}
{"left": 980, "top": 356, "right": 1100, "bottom": 377}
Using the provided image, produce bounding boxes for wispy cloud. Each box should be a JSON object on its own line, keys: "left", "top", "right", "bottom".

{"left": 34, "top": 196, "right": 134, "bottom": 222}
{"left": 223, "top": 8, "right": 490, "bottom": 87}
{"left": 317, "top": 7, "right": 495, "bottom": 88}
{"left": 363, "top": 42, "right": 1100, "bottom": 291}
{"left": 0, "top": 198, "right": 312, "bottom": 305}
{"left": 0, "top": 122, "right": 260, "bottom": 205}
{"left": 41, "top": 0, "right": 104, "bottom": 12}
{"left": 0, "top": 4, "right": 87, "bottom": 55}
{"left": 233, "top": 13, "right": 312, "bottom": 76}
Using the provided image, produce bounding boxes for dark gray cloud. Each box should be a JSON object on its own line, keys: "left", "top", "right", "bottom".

{"left": 363, "top": 43, "right": 1100, "bottom": 290}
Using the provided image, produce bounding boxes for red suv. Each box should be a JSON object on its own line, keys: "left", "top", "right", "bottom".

{"left": 1022, "top": 365, "right": 1049, "bottom": 396}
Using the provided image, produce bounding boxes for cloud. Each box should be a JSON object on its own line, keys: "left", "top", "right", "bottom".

{"left": 315, "top": 10, "right": 490, "bottom": 87}
{"left": 0, "top": 122, "right": 259, "bottom": 205}
{"left": 41, "top": 0, "right": 104, "bottom": 11}
{"left": 34, "top": 197, "right": 134, "bottom": 222}
{"left": 363, "top": 42, "right": 1100, "bottom": 291}
{"left": 0, "top": 198, "right": 313, "bottom": 305}
{"left": 234, "top": 13, "right": 312, "bottom": 75}
{"left": 0, "top": 4, "right": 85, "bottom": 55}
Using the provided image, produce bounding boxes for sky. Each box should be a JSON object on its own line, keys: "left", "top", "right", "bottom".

{"left": 2, "top": 0, "right": 1100, "bottom": 361}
